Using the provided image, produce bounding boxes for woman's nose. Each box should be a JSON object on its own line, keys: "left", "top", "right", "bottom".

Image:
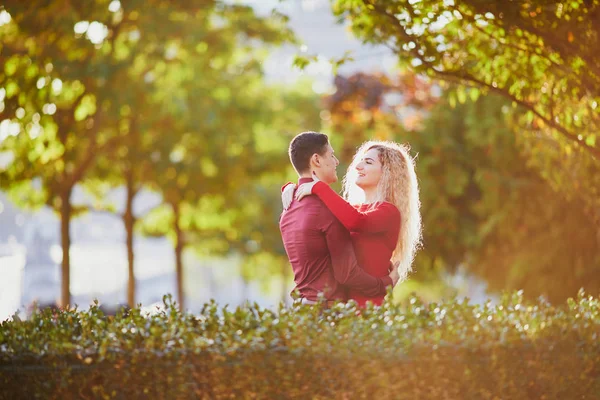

{"left": 356, "top": 163, "right": 363, "bottom": 171}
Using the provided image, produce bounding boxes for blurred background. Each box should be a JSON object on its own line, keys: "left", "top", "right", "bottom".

{"left": 1, "top": 0, "right": 599, "bottom": 320}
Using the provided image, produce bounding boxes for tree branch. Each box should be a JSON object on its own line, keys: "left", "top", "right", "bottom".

{"left": 432, "top": 68, "right": 600, "bottom": 158}
{"left": 361, "top": 0, "right": 600, "bottom": 159}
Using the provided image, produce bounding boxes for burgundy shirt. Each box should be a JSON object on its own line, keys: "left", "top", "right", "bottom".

{"left": 279, "top": 178, "right": 393, "bottom": 302}
{"left": 312, "top": 181, "right": 400, "bottom": 307}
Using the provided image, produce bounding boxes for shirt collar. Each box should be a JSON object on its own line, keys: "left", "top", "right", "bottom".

{"left": 298, "top": 177, "right": 314, "bottom": 185}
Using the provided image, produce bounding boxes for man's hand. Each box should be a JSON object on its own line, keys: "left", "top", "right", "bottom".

{"left": 295, "top": 173, "right": 320, "bottom": 202}
{"left": 389, "top": 266, "right": 400, "bottom": 287}
{"left": 282, "top": 183, "right": 296, "bottom": 210}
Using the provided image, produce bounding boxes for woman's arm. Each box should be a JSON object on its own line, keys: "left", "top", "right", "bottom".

{"left": 311, "top": 181, "right": 400, "bottom": 233}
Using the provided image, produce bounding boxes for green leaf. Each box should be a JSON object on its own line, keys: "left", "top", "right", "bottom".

{"left": 292, "top": 54, "right": 318, "bottom": 70}
{"left": 469, "top": 88, "right": 480, "bottom": 102}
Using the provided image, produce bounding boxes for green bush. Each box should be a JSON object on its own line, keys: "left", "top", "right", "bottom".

{"left": 1, "top": 291, "right": 599, "bottom": 399}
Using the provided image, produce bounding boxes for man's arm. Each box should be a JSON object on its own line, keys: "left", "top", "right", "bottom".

{"left": 323, "top": 210, "right": 395, "bottom": 297}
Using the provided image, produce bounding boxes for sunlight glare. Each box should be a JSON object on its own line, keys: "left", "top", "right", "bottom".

{"left": 42, "top": 103, "right": 57, "bottom": 115}
{"left": 430, "top": 11, "right": 452, "bottom": 31}
{"left": 0, "top": 120, "right": 9, "bottom": 142}
{"left": 0, "top": 10, "right": 11, "bottom": 26}
{"left": 52, "top": 78, "right": 63, "bottom": 94}
{"left": 50, "top": 245, "right": 63, "bottom": 264}
{"left": 29, "top": 124, "right": 42, "bottom": 140}
{"left": 108, "top": 0, "right": 121, "bottom": 13}
{"left": 74, "top": 21, "right": 90, "bottom": 35}
{"left": 311, "top": 80, "right": 333, "bottom": 95}
{"left": 36, "top": 77, "right": 46, "bottom": 89}
{"left": 8, "top": 121, "right": 20, "bottom": 137}
{"left": 86, "top": 21, "right": 109, "bottom": 45}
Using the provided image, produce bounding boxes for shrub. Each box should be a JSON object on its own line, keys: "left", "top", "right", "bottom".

{"left": 1, "top": 291, "right": 599, "bottom": 399}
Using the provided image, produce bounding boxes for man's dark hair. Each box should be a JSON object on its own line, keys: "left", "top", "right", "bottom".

{"left": 288, "top": 131, "right": 329, "bottom": 174}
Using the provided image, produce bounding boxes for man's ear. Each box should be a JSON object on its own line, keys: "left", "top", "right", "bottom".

{"left": 310, "top": 153, "right": 321, "bottom": 168}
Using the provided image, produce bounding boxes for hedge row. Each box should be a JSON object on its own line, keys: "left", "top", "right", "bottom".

{"left": 1, "top": 291, "right": 599, "bottom": 399}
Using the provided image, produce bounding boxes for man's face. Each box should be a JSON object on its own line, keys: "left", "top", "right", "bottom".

{"left": 315, "top": 144, "right": 339, "bottom": 184}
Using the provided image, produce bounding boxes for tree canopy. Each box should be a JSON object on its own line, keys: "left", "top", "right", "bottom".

{"left": 331, "top": 0, "right": 600, "bottom": 219}
{"left": 325, "top": 70, "right": 600, "bottom": 302}
{"left": 0, "top": 0, "right": 294, "bottom": 307}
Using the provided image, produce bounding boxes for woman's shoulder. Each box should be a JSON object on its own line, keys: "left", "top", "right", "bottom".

{"left": 377, "top": 201, "right": 401, "bottom": 217}
{"left": 358, "top": 201, "right": 400, "bottom": 215}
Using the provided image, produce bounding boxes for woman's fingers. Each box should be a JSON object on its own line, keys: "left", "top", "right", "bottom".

{"left": 295, "top": 182, "right": 316, "bottom": 201}
{"left": 295, "top": 188, "right": 306, "bottom": 201}
{"left": 282, "top": 192, "right": 291, "bottom": 209}
{"left": 282, "top": 184, "right": 296, "bottom": 210}
{"left": 295, "top": 184, "right": 308, "bottom": 201}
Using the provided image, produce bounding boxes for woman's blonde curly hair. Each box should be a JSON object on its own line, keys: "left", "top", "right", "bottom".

{"left": 342, "top": 141, "right": 422, "bottom": 282}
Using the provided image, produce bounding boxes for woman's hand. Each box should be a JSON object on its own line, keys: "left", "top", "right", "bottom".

{"left": 295, "top": 173, "right": 320, "bottom": 202}
{"left": 282, "top": 183, "right": 296, "bottom": 210}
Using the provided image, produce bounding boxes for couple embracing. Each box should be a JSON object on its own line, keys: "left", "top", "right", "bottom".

{"left": 279, "top": 131, "right": 422, "bottom": 307}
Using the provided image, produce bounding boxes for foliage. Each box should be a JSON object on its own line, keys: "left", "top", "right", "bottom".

{"left": 330, "top": 0, "right": 600, "bottom": 219}
{"left": 226, "top": 82, "right": 323, "bottom": 294}
{"left": 1, "top": 291, "right": 599, "bottom": 399}
{"left": 0, "top": 0, "right": 295, "bottom": 307}
{"left": 323, "top": 70, "right": 600, "bottom": 302}
{"left": 130, "top": 79, "right": 322, "bottom": 306}
{"left": 324, "top": 71, "right": 438, "bottom": 161}
{"left": 410, "top": 93, "right": 600, "bottom": 302}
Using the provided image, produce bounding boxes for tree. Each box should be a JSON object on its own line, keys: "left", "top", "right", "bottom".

{"left": 411, "top": 93, "right": 600, "bottom": 302}
{"left": 90, "top": 1, "right": 292, "bottom": 309}
{"left": 135, "top": 56, "right": 307, "bottom": 309}
{"left": 224, "top": 82, "right": 323, "bottom": 303}
{"left": 0, "top": 1, "right": 128, "bottom": 307}
{"left": 330, "top": 0, "right": 600, "bottom": 222}
{"left": 325, "top": 71, "right": 437, "bottom": 161}
{"left": 84, "top": 94, "right": 163, "bottom": 308}
{"left": 0, "top": 0, "right": 293, "bottom": 307}
{"left": 323, "top": 70, "right": 600, "bottom": 302}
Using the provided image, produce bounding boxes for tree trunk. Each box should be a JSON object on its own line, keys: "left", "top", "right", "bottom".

{"left": 60, "top": 187, "right": 73, "bottom": 308}
{"left": 240, "top": 275, "right": 249, "bottom": 305}
{"left": 173, "top": 203, "right": 185, "bottom": 310}
{"left": 124, "top": 170, "right": 137, "bottom": 308}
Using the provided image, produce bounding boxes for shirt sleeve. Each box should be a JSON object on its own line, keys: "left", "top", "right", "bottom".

{"left": 321, "top": 208, "right": 393, "bottom": 297}
{"left": 312, "top": 181, "right": 400, "bottom": 234}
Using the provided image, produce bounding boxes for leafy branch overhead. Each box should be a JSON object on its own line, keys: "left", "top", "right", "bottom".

{"left": 332, "top": 0, "right": 599, "bottom": 158}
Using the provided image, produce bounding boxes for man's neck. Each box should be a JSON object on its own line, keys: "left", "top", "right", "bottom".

{"left": 299, "top": 171, "right": 327, "bottom": 183}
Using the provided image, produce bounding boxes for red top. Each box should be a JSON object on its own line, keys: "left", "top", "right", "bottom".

{"left": 279, "top": 178, "right": 393, "bottom": 302}
{"left": 312, "top": 181, "right": 401, "bottom": 307}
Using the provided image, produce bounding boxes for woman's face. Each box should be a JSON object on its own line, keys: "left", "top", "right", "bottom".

{"left": 355, "top": 148, "right": 383, "bottom": 190}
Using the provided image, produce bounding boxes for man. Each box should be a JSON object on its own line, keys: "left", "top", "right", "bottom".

{"left": 279, "top": 131, "right": 399, "bottom": 305}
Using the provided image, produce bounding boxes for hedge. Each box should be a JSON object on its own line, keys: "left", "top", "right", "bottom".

{"left": 1, "top": 291, "right": 599, "bottom": 399}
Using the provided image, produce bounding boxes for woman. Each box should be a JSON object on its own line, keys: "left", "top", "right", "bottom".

{"left": 282, "top": 141, "right": 422, "bottom": 307}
